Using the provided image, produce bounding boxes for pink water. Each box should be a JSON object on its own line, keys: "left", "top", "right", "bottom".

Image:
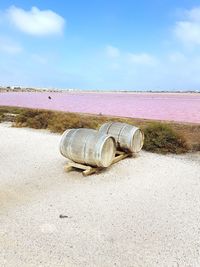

{"left": 0, "top": 92, "right": 200, "bottom": 124}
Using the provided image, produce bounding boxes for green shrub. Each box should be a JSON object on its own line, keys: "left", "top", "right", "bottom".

{"left": 13, "top": 109, "right": 103, "bottom": 132}
{"left": 143, "top": 122, "right": 189, "bottom": 154}
{"left": 0, "top": 114, "right": 3, "bottom": 122}
{"left": 48, "top": 113, "right": 102, "bottom": 132}
{"left": 14, "top": 109, "right": 52, "bottom": 129}
{"left": 1, "top": 106, "right": 197, "bottom": 153}
{"left": 0, "top": 106, "right": 23, "bottom": 114}
{"left": 48, "top": 114, "right": 82, "bottom": 132}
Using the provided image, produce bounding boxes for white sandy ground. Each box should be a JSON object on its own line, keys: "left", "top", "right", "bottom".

{"left": 0, "top": 123, "right": 200, "bottom": 267}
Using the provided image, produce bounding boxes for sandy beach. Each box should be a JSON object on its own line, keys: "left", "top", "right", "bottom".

{"left": 0, "top": 122, "right": 200, "bottom": 267}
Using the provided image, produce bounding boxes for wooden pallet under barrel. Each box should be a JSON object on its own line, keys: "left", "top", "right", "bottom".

{"left": 64, "top": 151, "right": 132, "bottom": 176}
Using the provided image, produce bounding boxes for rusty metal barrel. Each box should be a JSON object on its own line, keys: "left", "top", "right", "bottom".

{"left": 99, "top": 122, "right": 144, "bottom": 153}
{"left": 59, "top": 128, "right": 116, "bottom": 167}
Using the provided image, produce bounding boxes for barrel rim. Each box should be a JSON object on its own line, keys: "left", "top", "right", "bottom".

{"left": 130, "top": 128, "right": 144, "bottom": 153}
{"left": 95, "top": 134, "right": 116, "bottom": 167}
{"left": 59, "top": 129, "right": 74, "bottom": 157}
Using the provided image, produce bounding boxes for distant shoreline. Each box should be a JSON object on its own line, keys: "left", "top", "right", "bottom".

{"left": 0, "top": 87, "right": 200, "bottom": 94}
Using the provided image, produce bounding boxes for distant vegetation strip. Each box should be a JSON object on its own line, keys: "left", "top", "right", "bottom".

{"left": 1, "top": 86, "right": 200, "bottom": 93}
{"left": 1, "top": 106, "right": 200, "bottom": 154}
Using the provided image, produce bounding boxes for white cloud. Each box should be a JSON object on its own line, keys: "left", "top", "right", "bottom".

{"left": 106, "top": 45, "right": 120, "bottom": 58}
{"left": 109, "top": 62, "right": 120, "bottom": 70}
{"left": 105, "top": 45, "right": 157, "bottom": 67}
{"left": 168, "top": 52, "right": 186, "bottom": 63}
{"left": 31, "top": 53, "right": 47, "bottom": 64}
{"left": 128, "top": 53, "right": 158, "bottom": 65}
{"left": 187, "top": 7, "right": 200, "bottom": 22}
{"left": 175, "top": 21, "right": 200, "bottom": 45}
{"left": 174, "top": 7, "right": 200, "bottom": 46}
{"left": 0, "top": 37, "right": 22, "bottom": 54}
{"left": 7, "top": 6, "right": 65, "bottom": 36}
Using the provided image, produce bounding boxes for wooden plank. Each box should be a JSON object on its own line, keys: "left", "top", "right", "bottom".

{"left": 64, "top": 161, "right": 98, "bottom": 176}
{"left": 64, "top": 164, "right": 73, "bottom": 172}
{"left": 63, "top": 151, "right": 132, "bottom": 176}
{"left": 115, "top": 151, "right": 125, "bottom": 155}
{"left": 83, "top": 167, "right": 97, "bottom": 176}
{"left": 112, "top": 151, "right": 132, "bottom": 164}
{"left": 67, "top": 162, "right": 89, "bottom": 170}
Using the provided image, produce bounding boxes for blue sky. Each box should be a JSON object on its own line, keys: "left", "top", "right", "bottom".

{"left": 0, "top": 0, "right": 200, "bottom": 90}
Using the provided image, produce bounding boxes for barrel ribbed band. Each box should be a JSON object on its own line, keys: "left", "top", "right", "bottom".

{"left": 67, "top": 129, "right": 79, "bottom": 160}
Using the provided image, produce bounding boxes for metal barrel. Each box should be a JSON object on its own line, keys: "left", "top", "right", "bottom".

{"left": 59, "top": 128, "right": 116, "bottom": 167}
{"left": 98, "top": 122, "right": 144, "bottom": 153}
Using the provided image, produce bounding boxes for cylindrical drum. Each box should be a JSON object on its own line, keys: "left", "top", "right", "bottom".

{"left": 99, "top": 122, "right": 144, "bottom": 153}
{"left": 59, "top": 128, "right": 116, "bottom": 167}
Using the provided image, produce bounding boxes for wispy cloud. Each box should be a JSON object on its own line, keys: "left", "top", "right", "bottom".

{"left": 127, "top": 53, "right": 158, "bottom": 65}
{"left": 106, "top": 45, "right": 120, "bottom": 58}
{"left": 105, "top": 45, "right": 157, "bottom": 67}
{"left": 0, "top": 36, "right": 22, "bottom": 54}
{"left": 168, "top": 52, "right": 186, "bottom": 63}
{"left": 31, "top": 53, "right": 48, "bottom": 64}
{"left": 6, "top": 6, "right": 65, "bottom": 36}
{"left": 174, "top": 7, "right": 200, "bottom": 46}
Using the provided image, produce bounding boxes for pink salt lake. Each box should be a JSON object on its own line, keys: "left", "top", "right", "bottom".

{"left": 0, "top": 92, "right": 200, "bottom": 124}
